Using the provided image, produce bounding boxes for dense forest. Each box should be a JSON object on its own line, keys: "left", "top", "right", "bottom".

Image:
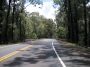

{"left": 25, "top": 12, "right": 56, "bottom": 39}
{"left": 0, "top": 0, "right": 90, "bottom": 47}
{"left": 0, "top": 0, "right": 56, "bottom": 44}
{"left": 54, "top": 0, "right": 90, "bottom": 47}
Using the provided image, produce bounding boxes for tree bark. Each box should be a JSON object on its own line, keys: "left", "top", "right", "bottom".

{"left": 83, "top": 0, "right": 88, "bottom": 47}
{"left": 0, "top": 0, "right": 4, "bottom": 43}
{"left": 5, "top": 0, "right": 12, "bottom": 43}
{"left": 11, "top": 0, "right": 16, "bottom": 42}
{"left": 73, "top": 1, "right": 79, "bottom": 43}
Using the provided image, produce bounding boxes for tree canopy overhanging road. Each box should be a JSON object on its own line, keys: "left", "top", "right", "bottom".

{"left": 0, "top": 0, "right": 90, "bottom": 67}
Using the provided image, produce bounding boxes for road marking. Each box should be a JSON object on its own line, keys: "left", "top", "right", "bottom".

{"left": 0, "top": 45, "right": 32, "bottom": 62}
{"left": 52, "top": 42, "right": 66, "bottom": 67}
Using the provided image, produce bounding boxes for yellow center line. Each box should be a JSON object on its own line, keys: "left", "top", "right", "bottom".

{"left": 0, "top": 45, "right": 32, "bottom": 62}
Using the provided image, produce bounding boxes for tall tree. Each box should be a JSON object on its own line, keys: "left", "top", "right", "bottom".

{"left": 5, "top": 0, "right": 12, "bottom": 43}
{"left": 83, "top": 0, "right": 88, "bottom": 47}
{"left": 11, "top": 0, "right": 16, "bottom": 41}
{"left": 0, "top": 0, "right": 6, "bottom": 43}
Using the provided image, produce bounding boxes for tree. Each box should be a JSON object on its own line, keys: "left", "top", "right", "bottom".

{"left": 83, "top": 0, "right": 88, "bottom": 47}
{"left": 53, "top": 0, "right": 90, "bottom": 47}
{"left": 4, "top": 0, "right": 12, "bottom": 43}
{"left": 0, "top": 0, "right": 7, "bottom": 43}
{"left": 25, "top": 12, "right": 56, "bottom": 39}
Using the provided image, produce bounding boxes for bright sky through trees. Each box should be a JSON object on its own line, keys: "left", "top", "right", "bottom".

{"left": 25, "top": 0, "right": 59, "bottom": 20}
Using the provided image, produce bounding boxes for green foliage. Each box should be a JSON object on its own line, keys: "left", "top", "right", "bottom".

{"left": 25, "top": 12, "right": 56, "bottom": 39}
{"left": 28, "top": 0, "right": 43, "bottom": 4}
{"left": 0, "top": 0, "right": 45, "bottom": 44}
{"left": 57, "top": 26, "right": 66, "bottom": 38}
{"left": 53, "top": 0, "right": 63, "bottom": 5}
{"left": 54, "top": 0, "right": 90, "bottom": 47}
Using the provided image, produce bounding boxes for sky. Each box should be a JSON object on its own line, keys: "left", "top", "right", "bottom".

{"left": 25, "top": 0, "right": 59, "bottom": 20}
{"left": 87, "top": 2, "right": 90, "bottom": 6}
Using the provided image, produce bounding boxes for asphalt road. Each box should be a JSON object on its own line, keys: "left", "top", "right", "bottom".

{"left": 0, "top": 39, "right": 90, "bottom": 67}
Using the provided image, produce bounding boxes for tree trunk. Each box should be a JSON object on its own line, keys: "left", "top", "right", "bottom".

{"left": 66, "top": 0, "right": 75, "bottom": 43}
{"left": 73, "top": 1, "right": 79, "bottom": 43}
{"left": 0, "top": 0, "right": 3, "bottom": 43}
{"left": 11, "top": 0, "right": 16, "bottom": 42}
{"left": 83, "top": 0, "right": 88, "bottom": 47}
{"left": 5, "top": 0, "right": 12, "bottom": 43}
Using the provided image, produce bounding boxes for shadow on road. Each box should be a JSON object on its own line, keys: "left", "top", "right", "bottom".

{"left": 55, "top": 44, "right": 90, "bottom": 66}
{"left": 3, "top": 44, "right": 57, "bottom": 67}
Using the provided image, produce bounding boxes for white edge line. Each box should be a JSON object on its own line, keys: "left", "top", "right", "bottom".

{"left": 52, "top": 42, "right": 66, "bottom": 67}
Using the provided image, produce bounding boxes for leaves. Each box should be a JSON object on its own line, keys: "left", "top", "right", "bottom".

{"left": 25, "top": 12, "right": 56, "bottom": 38}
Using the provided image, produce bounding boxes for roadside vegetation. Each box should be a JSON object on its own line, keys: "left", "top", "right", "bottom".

{"left": 0, "top": 0, "right": 90, "bottom": 48}
{"left": 0, "top": 0, "right": 56, "bottom": 44}
{"left": 54, "top": 0, "right": 90, "bottom": 47}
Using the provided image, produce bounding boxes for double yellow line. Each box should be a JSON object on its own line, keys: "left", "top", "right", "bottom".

{"left": 0, "top": 45, "right": 32, "bottom": 62}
